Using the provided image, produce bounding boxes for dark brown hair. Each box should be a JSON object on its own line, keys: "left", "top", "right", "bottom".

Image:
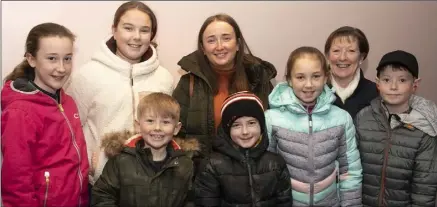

{"left": 285, "top": 46, "right": 328, "bottom": 82}
{"left": 137, "top": 92, "right": 181, "bottom": 121}
{"left": 324, "top": 26, "right": 370, "bottom": 60}
{"left": 196, "top": 13, "right": 259, "bottom": 95}
{"left": 4, "top": 22, "right": 75, "bottom": 82}
{"left": 113, "top": 1, "right": 157, "bottom": 41}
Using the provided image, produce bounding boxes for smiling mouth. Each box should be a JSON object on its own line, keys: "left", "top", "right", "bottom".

{"left": 51, "top": 75, "right": 64, "bottom": 80}
{"left": 128, "top": 44, "right": 142, "bottom": 48}
{"left": 215, "top": 53, "right": 227, "bottom": 58}
{"left": 336, "top": 64, "right": 351, "bottom": 68}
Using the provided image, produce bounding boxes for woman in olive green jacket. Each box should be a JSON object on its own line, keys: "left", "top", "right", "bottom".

{"left": 172, "top": 14, "right": 276, "bottom": 158}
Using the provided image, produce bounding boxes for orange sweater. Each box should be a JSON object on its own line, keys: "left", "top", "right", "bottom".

{"left": 213, "top": 68, "right": 235, "bottom": 131}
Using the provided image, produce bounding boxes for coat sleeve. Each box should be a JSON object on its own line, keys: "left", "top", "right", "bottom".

{"left": 265, "top": 111, "right": 278, "bottom": 153}
{"left": 91, "top": 157, "right": 120, "bottom": 207}
{"left": 411, "top": 134, "right": 437, "bottom": 207}
{"left": 172, "top": 74, "right": 191, "bottom": 138}
{"left": 337, "top": 113, "right": 363, "bottom": 207}
{"left": 275, "top": 158, "right": 292, "bottom": 207}
{"left": 1, "top": 109, "right": 39, "bottom": 207}
{"left": 194, "top": 159, "right": 221, "bottom": 207}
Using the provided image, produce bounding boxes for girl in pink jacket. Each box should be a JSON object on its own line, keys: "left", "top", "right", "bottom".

{"left": 1, "top": 22, "right": 89, "bottom": 207}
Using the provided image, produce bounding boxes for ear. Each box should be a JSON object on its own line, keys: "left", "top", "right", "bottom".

{"left": 173, "top": 122, "right": 182, "bottom": 136}
{"left": 134, "top": 119, "right": 140, "bottom": 134}
{"left": 112, "top": 25, "right": 117, "bottom": 40}
{"left": 359, "top": 54, "right": 366, "bottom": 64}
{"left": 375, "top": 77, "right": 381, "bottom": 90}
{"left": 26, "top": 53, "right": 36, "bottom": 68}
{"left": 412, "top": 78, "right": 421, "bottom": 92}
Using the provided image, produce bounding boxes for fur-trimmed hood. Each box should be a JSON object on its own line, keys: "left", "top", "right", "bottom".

{"left": 101, "top": 130, "right": 200, "bottom": 158}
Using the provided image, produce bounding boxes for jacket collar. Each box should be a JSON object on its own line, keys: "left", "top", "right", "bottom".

{"left": 91, "top": 35, "right": 160, "bottom": 79}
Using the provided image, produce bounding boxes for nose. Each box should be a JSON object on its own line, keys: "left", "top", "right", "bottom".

{"left": 304, "top": 78, "right": 313, "bottom": 88}
{"left": 154, "top": 122, "right": 162, "bottom": 131}
{"left": 216, "top": 39, "right": 224, "bottom": 50}
{"left": 133, "top": 30, "right": 141, "bottom": 40}
{"left": 57, "top": 60, "right": 66, "bottom": 73}
{"left": 390, "top": 80, "right": 398, "bottom": 90}
{"left": 242, "top": 124, "right": 249, "bottom": 135}
{"left": 339, "top": 50, "right": 347, "bottom": 61}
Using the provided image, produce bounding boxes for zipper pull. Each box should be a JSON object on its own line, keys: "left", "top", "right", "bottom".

{"left": 44, "top": 171, "right": 50, "bottom": 183}
{"left": 58, "top": 104, "right": 64, "bottom": 112}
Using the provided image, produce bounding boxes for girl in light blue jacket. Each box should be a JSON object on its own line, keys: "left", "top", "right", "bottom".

{"left": 265, "top": 46, "right": 362, "bottom": 207}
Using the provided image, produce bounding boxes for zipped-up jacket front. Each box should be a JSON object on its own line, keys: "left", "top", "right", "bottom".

{"left": 265, "top": 82, "right": 363, "bottom": 207}
{"left": 1, "top": 78, "right": 89, "bottom": 207}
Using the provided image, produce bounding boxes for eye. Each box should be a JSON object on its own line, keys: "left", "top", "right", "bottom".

{"left": 207, "top": 39, "right": 216, "bottom": 44}
{"left": 64, "top": 56, "right": 72, "bottom": 62}
{"left": 223, "top": 36, "right": 232, "bottom": 41}
{"left": 248, "top": 121, "right": 257, "bottom": 125}
{"left": 231, "top": 123, "right": 240, "bottom": 128}
{"left": 163, "top": 120, "right": 171, "bottom": 124}
{"left": 313, "top": 74, "right": 321, "bottom": 79}
{"left": 48, "top": 57, "right": 57, "bottom": 61}
{"left": 296, "top": 76, "right": 304, "bottom": 80}
{"left": 400, "top": 78, "right": 407, "bottom": 83}
{"left": 141, "top": 28, "right": 150, "bottom": 33}
{"left": 382, "top": 78, "right": 390, "bottom": 83}
{"left": 331, "top": 49, "right": 340, "bottom": 53}
{"left": 349, "top": 50, "right": 356, "bottom": 53}
{"left": 124, "top": 27, "right": 133, "bottom": 31}
{"left": 145, "top": 119, "right": 154, "bottom": 123}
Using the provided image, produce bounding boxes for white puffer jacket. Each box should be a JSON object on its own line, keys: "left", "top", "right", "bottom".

{"left": 65, "top": 36, "right": 174, "bottom": 184}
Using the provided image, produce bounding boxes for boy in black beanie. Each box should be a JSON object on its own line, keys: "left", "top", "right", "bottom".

{"left": 194, "top": 91, "right": 292, "bottom": 207}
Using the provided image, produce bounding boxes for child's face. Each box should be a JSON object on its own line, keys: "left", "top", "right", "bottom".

{"left": 112, "top": 9, "right": 152, "bottom": 64}
{"left": 229, "top": 116, "right": 261, "bottom": 149}
{"left": 26, "top": 36, "right": 73, "bottom": 94}
{"left": 289, "top": 55, "right": 327, "bottom": 106}
{"left": 377, "top": 67, "right": 419, "bottom": 108}
{"left": 136, "top": 112, "right": 181, "bottom": 150}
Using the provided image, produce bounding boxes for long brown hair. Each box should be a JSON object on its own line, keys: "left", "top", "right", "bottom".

{"left": 197, "top": 13, "right": 258, "bottom": 95}
{"left": 4, "top": 22, "right": 75, "bottom": 82}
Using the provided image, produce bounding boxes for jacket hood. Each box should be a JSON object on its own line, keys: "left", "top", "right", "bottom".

{"left": 177, "top": 50, "right": 277, "bottom": 87}
{"left": 101, "top": 130, "right": 201, "bottom": 158}
{"left": 268, "top": 81, "right": 336, "bottom": 114}
{"left": 91, "top": 35, "right": 160, "bottom": 79}
{"left": 2, "top": 79, "right": 67, "bottom": 110}
{"left": 212, "top": 124, "right": 269, "bottom": 161}
{"left": 371, "top": 95, "right": 437, "bottom": 137}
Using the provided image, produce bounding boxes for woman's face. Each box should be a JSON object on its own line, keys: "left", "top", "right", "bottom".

{"left": 201, "top": 20, "right": 239, "bottom": 71}
{"left": 327, "top": 36, "right": 363, "bottom": 80}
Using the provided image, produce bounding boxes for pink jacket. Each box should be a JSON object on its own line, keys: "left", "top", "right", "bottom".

{"left": 1, "top": 79, "right": 89, "bottom": 207}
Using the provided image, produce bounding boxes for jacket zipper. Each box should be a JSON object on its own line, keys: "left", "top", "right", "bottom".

{"left": 245, "top": 150, "right": 256, "bottom": 206}
{"left": 43, "top": 171, "right": 50, "bottom": 207}
{"left": 130, "top": 65, "right": 135, "bottom": 131}
{"left": 377, "top": 128, "right": 392, "bottom": 207}
{"left": 57, "top": 103, "right": 83, "bottom": 207}
{"left": 308, "top": 112, "right": 314, "bottom": 207}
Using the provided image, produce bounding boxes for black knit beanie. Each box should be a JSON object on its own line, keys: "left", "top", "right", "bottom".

{"left": 220, "top": 91, "right": 265, "bottom": 136}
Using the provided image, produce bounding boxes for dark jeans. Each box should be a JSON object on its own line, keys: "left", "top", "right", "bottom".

{"left": 88, "top": 183, "right": 93, "bottom": 207}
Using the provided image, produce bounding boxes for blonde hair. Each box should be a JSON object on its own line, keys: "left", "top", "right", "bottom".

{"left": 137, "top": 92, "right": 180, "bottom": 121}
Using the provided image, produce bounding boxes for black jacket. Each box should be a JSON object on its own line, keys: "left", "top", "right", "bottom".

{"left": 91, "top": 131, "right": 200, "bottom": 207}
{"left": 331, "top": 69, "right": 379, "bottom": 119}
{"left": 194, "top": 127, "right": 292, "bottom": 207}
